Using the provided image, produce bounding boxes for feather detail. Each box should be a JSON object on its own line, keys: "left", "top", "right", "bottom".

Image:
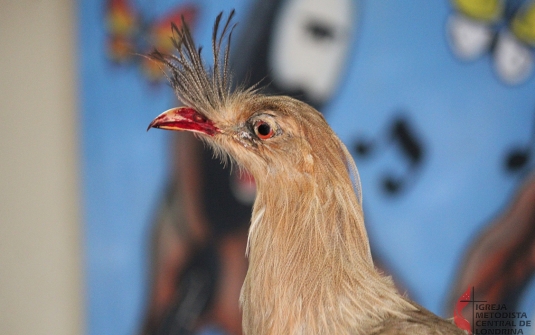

{"left": 246, "top": 206, "right": 265, "bottom": 256}
{"left": 149, "top": 9, "right": 248, "bottom": 116}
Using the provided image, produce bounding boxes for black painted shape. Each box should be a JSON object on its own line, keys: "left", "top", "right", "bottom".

{"left": 381, "top": 117, "right": 424, "bottom": 194}
{"left": 354, "top": 115, "right": 425, "bottom": 195}
{"left": 505, "top": 149, "right": 530, "bottom": 171}
{"left": 504, "top": 111, "right": 534, "bottom": 173}
{"left": 305, "top": 19, "right": 336, "bottom": 41}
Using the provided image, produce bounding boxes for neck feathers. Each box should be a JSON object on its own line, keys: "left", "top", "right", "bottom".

{"left": 241, "top": 138, "right": 413, "bottom": 334}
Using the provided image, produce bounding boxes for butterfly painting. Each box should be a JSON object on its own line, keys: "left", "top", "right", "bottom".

{"left": 105, "top": 0, "right": 198, "bottom": 82}
{"left": 448, "top": 0, "right": 535, "bottom": 84}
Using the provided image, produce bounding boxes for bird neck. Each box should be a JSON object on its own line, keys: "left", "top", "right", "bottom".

{"left": 248, "top": 171, "right": 374, "bottom": 266}
{"left": 241, "top": 168, "right": 412, "bottom": 334}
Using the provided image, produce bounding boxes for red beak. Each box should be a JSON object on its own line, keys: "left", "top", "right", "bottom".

{"left": 147, "top": 107, "right": 220, "bottom": 136}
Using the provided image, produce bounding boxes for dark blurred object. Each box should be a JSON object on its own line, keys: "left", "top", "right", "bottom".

{"left": 447, "top": 171, "right": 535, "bottom": 323}
{"left": 354, "top": 115, "right": 425, "bottom": 195}
{"left": 504, "top": 111, "right": 534, "bottom": 173}
{"left": 153, "top": 244, "right": 219, "bottom": 335}
{"left": 141, "top": 134, "right": 248, "bottom": 335}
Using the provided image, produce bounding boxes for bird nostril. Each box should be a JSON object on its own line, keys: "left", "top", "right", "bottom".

{"left": 192, "top": 113, "right": 206, "bottom": 123}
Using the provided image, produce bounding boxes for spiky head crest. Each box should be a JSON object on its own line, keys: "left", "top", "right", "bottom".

{"left": 149, "top": 10, "right": 252, "bottom": 116}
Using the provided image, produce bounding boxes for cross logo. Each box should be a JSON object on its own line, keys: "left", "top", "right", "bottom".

{"left": 455, "top": 286, "right": 488, "bottom": 334}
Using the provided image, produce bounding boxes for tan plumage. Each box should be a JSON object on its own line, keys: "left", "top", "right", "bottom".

{"left": 148, "top": 12, "right": 467, "bottom": 335}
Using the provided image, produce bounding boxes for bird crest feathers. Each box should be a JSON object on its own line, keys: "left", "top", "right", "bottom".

{"left": 149, "top": 10, "right": 242, "bottom": 115}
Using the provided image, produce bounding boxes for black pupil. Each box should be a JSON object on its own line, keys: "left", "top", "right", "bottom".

{"left": 257, "top": 122, "right": 271, "bottom": 136}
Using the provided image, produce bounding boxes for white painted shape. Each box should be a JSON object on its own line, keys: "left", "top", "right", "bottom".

{"left": 270, "top": 0, "right": 356, "bottom": 102}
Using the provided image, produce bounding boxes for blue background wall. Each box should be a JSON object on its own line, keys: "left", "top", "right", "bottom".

{"left": 79, "top": 0, "right": 535, "bottom": 334}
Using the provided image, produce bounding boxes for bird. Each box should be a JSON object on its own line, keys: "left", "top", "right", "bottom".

{"left": 147, "top": 11, "right": 468, "bottom": 335}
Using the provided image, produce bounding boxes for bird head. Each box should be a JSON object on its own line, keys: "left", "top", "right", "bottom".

{"left": 148, "top": 11, "right": 361, "bottom": 200}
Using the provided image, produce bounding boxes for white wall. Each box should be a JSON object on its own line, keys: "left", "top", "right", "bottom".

{"left": 0, "top": 1, "right": 83, "bottom": 334}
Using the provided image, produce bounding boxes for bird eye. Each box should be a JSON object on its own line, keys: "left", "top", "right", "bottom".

{"left": 254, "top": 120, "right": 275, "bottom": 140}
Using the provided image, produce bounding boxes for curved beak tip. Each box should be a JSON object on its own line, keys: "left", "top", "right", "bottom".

{"left": 146, "top": 115, "right": 164, "bottom": 131}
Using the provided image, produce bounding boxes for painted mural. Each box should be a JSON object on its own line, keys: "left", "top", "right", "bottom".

{"left": 79, "top": 0, "right": 535, "bottom": 334}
